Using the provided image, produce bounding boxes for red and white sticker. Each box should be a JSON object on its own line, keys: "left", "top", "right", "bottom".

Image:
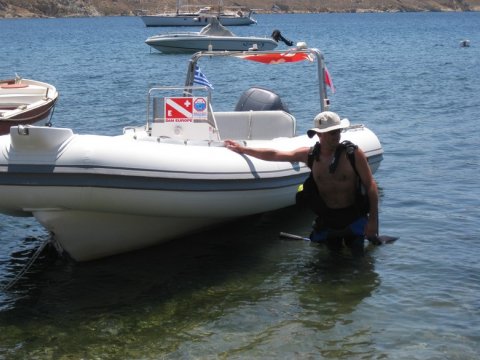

{"left": 164, "top": 97, "right": 208, "bottom": 122}
{"left": 165, "top": 97, "right": 193, "bottom": 122}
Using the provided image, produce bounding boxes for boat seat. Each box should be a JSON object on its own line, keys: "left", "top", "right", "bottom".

{"left": 214, "top": 110, "right": 296, "bottom": 140}
{"left": 0, "top": 85, "right": 45, "bottom": 95}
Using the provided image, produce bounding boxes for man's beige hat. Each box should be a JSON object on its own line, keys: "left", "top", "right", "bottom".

{"left": 307, "top": 111, "right": 350, "bottom": 138}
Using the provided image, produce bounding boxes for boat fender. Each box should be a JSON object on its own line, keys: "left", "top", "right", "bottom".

{"left": 271, "top": 30, "right": 294, "bottom": 46}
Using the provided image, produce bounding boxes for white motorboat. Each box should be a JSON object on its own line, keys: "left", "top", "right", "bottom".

{"left": 145, "top": 18, "right": 291, "bottom": 53}
{"left": 0, "top": 75, "right": 58, "bottom": 135}
{"left": 140, "top": 1, "right": 256, "bottom": 27}
{"left": 0, "top": 47, "right": 384, "bottom": 262}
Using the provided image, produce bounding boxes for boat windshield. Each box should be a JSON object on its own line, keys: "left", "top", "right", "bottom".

{"left": 199, "top": 17, "right": 235, "bottom": 37}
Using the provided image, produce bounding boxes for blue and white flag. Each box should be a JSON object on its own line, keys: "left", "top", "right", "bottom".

{"left": 193, "top": 65, "right": 214, "bottom": 89}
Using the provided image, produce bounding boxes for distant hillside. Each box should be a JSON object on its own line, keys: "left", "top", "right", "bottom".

{"left": 1, "top": 0, "right": 480, "bottom": 18}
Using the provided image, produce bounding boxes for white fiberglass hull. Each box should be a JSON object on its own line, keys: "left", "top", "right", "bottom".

{"left": 146, "top": 33, "right": 278, "bottom": 53}
{"left": 34, "top": 210, "right": 225, "bottom": 262}
{"left": 141, "top": 14, "right": 256, "bottom": 27}
{"left": 0, "top": 125, "right": 383, "bottom": 261}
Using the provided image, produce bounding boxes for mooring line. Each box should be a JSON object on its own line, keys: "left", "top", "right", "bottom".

{"left": 1, "top": 240, "right": 50, "bottom": 291}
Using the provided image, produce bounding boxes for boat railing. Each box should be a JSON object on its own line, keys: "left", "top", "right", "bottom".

{"left": 185, "top": 47, "right": 330, "bottom": 112}
{"left": 146, "top": 85, "right": 220, "bottom": 141}
{"left": 154, "top": 31, "right": 200, "bottom": 37}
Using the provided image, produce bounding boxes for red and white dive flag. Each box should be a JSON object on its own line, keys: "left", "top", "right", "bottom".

{"left": 238, "top": 51, "right": 336, "bottom": 93}
{"left": 239, "top": 51, "right": 314, "bottom": 64}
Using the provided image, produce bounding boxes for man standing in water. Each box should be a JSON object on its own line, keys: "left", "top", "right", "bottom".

{"left": 224, "top": 111, "right": 379, "bottom": 256}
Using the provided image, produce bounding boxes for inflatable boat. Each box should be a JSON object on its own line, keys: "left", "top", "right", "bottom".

{"left": 0, "top": 47, "right": 383, "bottom": 261}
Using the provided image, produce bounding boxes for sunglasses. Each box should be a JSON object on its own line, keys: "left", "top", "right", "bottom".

{"left": 326, "top": 129, "right": 342, "bottom": 135}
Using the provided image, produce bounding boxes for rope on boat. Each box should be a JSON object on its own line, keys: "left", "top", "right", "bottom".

{"left": 1, "top": 239, "right": 50, "bottom": 291}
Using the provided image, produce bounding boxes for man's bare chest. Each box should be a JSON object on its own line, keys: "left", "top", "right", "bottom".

{"left": 312, "top": 155, "right": 356, "bottom": 184}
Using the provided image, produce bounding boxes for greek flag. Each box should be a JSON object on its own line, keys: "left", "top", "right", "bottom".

{"left": 193, "top": 65, "right": 214, "bottom": 89}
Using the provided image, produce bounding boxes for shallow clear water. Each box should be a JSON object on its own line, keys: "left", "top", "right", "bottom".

{"left": 1, "top": 12, "right": 479, "bottom": 359}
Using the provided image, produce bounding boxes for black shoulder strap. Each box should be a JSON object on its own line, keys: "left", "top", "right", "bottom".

{"left": 342, "top": 140, "right": 370, "bottom": 214}
{"left": 307, "top": 142, "right": 321, "bottom": 169}
{"left": 329, "top": 140, "right": 358, "bottom": 174}
{"left": 341, "top": 140, "right": 359, "bottom": 175}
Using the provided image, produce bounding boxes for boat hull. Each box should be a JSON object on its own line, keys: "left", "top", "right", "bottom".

{"left": 141, "top": 14, "right": 256, "bottom": 27}
{"left": 146, "top": 34, "right": 278, "bottom": 53}
{"left": 34, "top": 210, "right": 227, "bottom": 261}
{"left": 1, "top": 179, "right": 304, "bottom": 261}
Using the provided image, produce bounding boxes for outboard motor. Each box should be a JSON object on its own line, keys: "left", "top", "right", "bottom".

{"left": 234, "top": 87, "right": 290, "bottom": 112}
{"left": 271, "top": 30, "right": 294, "bottom": 46}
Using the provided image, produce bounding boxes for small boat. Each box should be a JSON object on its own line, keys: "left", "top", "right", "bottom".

{"left": 460, "top": 39, "right": 470, "bottom": 47}
{"left": 140, "top": 1, "right": 256, "bottom": 27}
{"left": 0, "top": 47, "right": 384, "bottom": 262}
{"left": 145, "top": 18, "right": 291, "bottom": 53}
{"left": 0, "top": 75, "right": 58, "bottom": 135}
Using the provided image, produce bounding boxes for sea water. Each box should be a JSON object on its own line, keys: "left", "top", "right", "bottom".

{"left": 0, "top": 12, "right": 479, "bottom": 359}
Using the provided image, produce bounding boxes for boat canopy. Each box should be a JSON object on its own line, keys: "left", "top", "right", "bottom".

{"left": 184, "top": 47, "right": 330, "bottom": 112}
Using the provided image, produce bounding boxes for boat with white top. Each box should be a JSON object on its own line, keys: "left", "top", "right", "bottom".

{"left": 145, "top": 18, "right": 291, "bottom": 53}
{"left": 140, "top": 1, "right": 256, "bottom": 27}
{"left": 0, "top": 75, "right": 58, "bottom": 135}
{"left": 0, "top": 47, "right": 383, "bottom": 261}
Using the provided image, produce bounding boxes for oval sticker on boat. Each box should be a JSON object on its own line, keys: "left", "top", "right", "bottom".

{"left": 194, "top": 97, "right": 207, "bottom": 112}
{"left": 193, "top": 97, "right": 208, "bottom": 119}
